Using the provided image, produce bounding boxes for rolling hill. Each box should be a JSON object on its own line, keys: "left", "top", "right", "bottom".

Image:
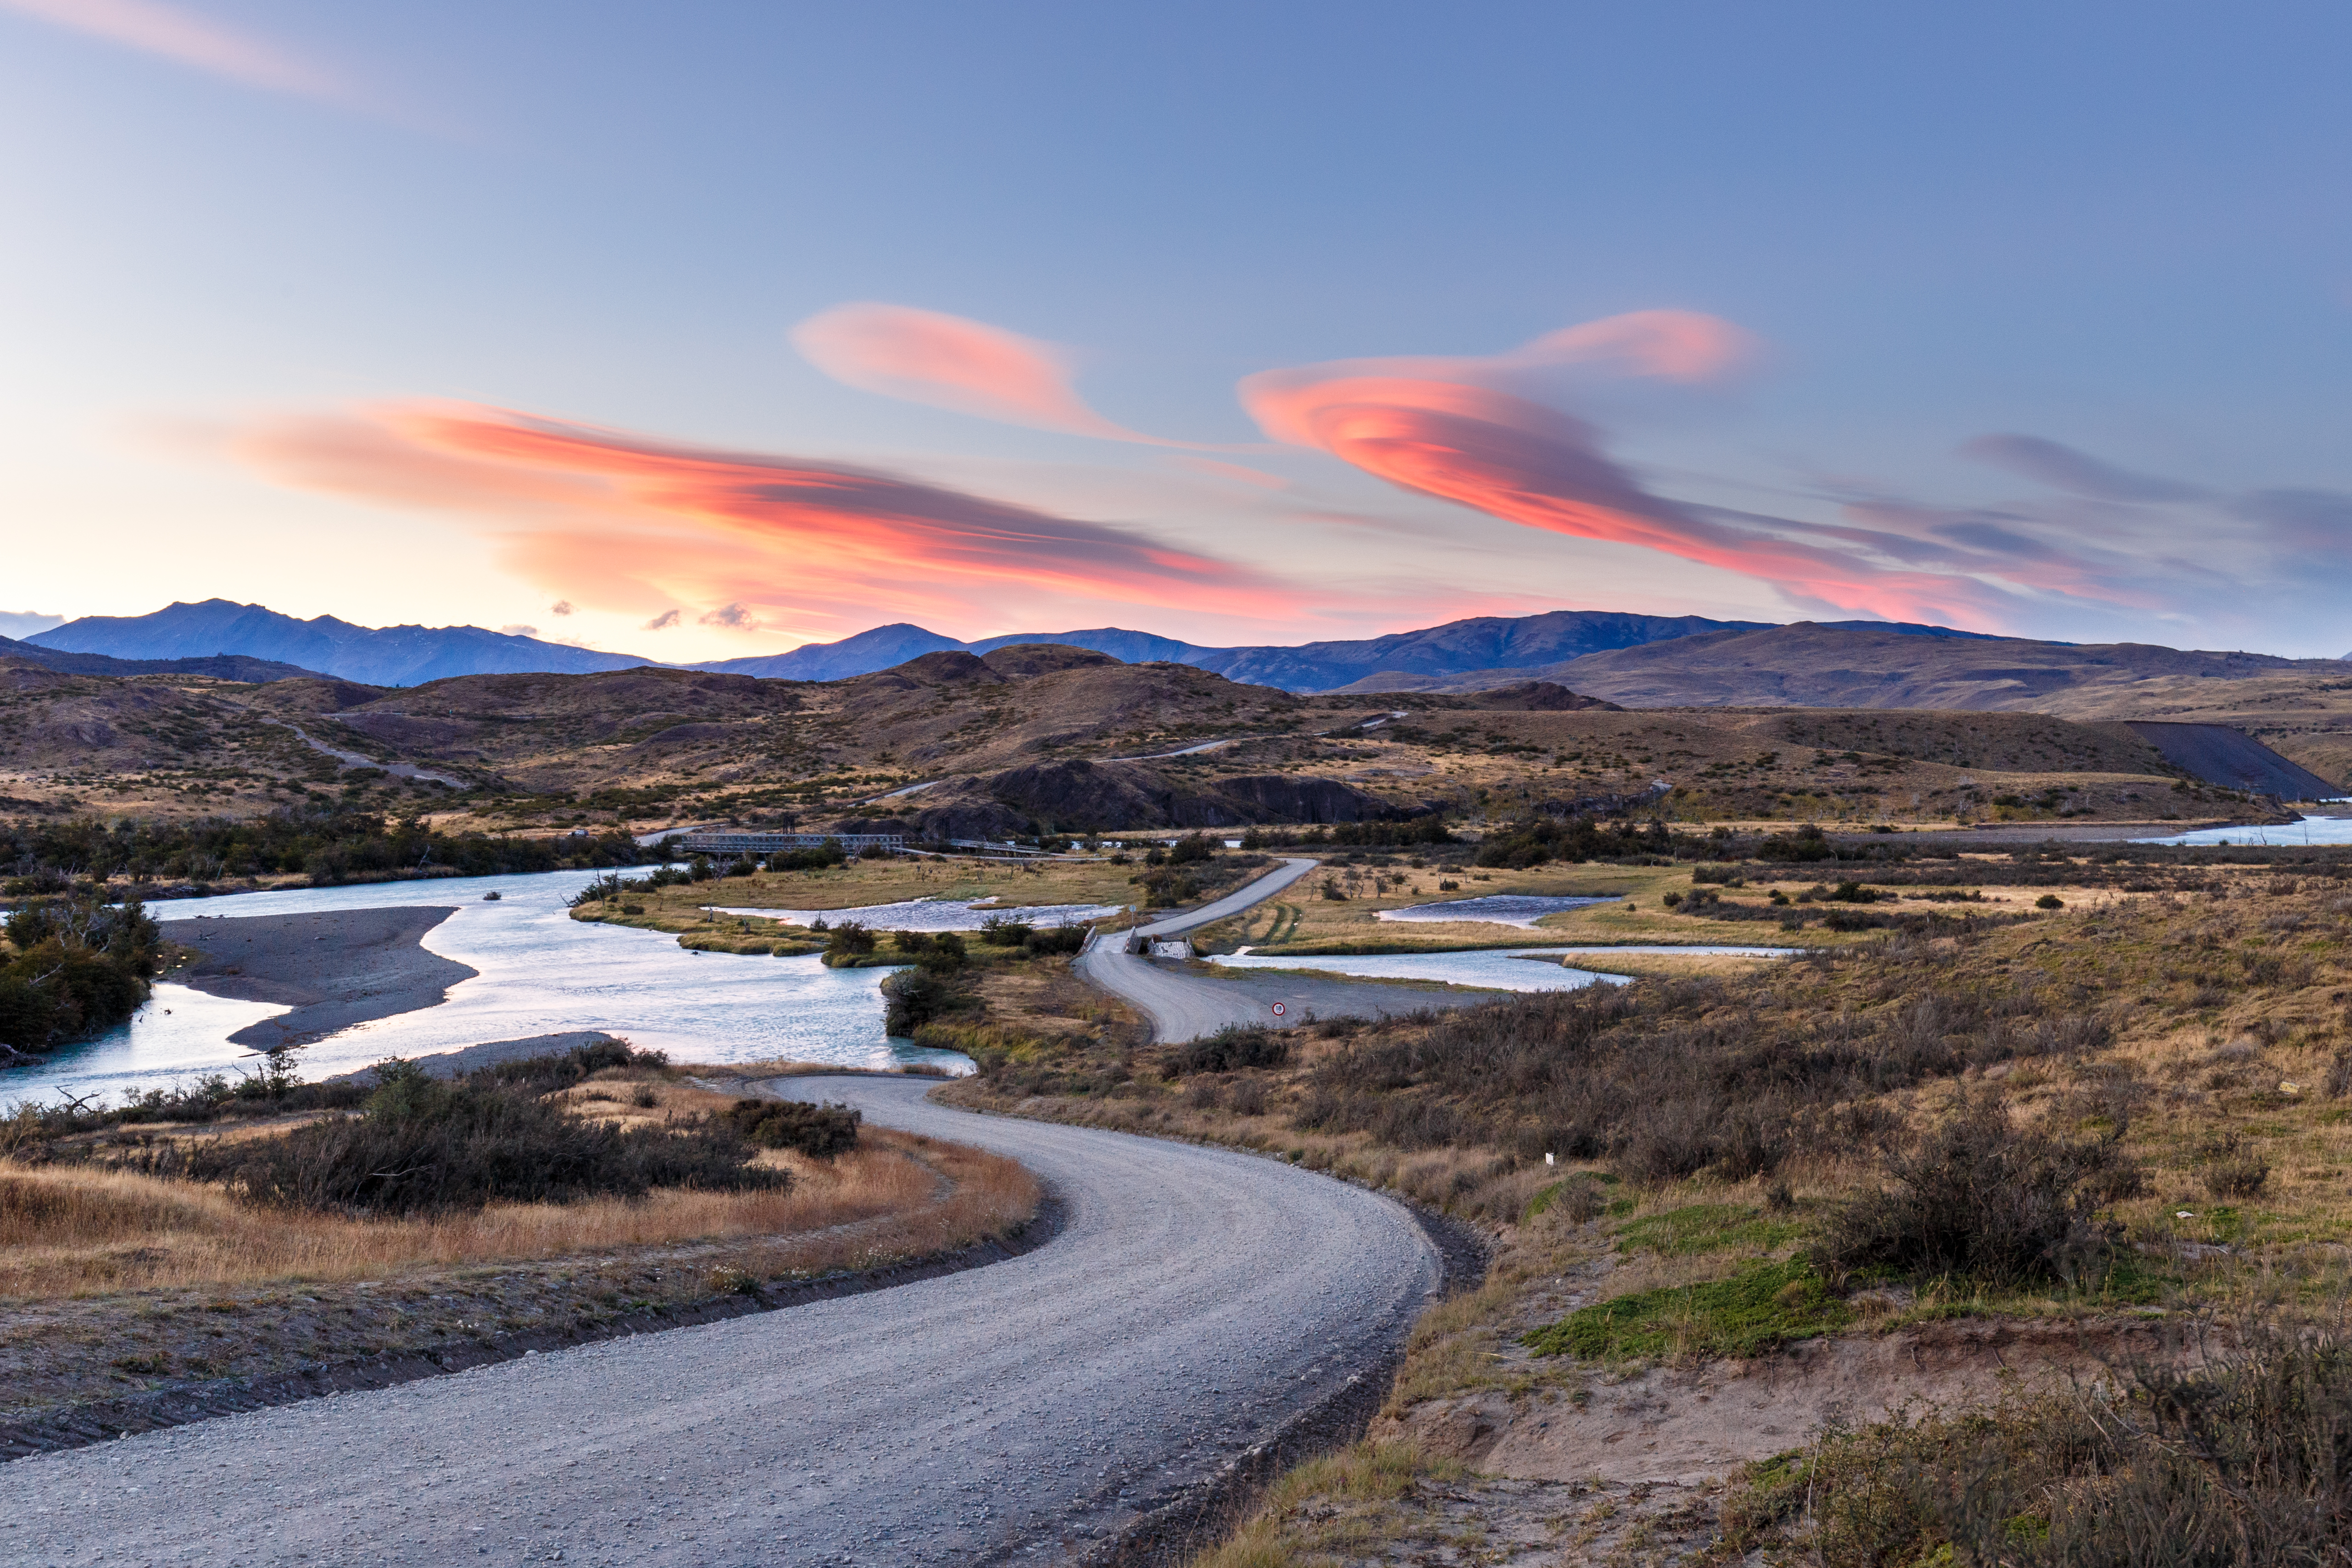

{"left": 0, "top": 643, "right": 2280, "bottom": 837}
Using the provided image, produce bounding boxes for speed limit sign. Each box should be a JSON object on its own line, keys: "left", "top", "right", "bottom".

{"left": 1271, "top": 1002, "right": 1286, "bottom": 1017}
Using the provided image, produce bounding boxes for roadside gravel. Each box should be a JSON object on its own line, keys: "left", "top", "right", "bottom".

{"left": 3, "top": 1076, "right": 1441, "bottom": 1566}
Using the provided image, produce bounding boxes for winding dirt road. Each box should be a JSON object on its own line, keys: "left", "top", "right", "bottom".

{"left": 1076, "top": 857, "right": 1504, "bottom": 1041}
{"left": 2, "top": 1076, "right": 1439, "bottom": 1565}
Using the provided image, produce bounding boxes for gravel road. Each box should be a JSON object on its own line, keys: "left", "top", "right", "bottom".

{"left": 3, "top": 1076, "right": 1440, "bottom": 1566}
{"left": 1078, "top": 858, "right": 1500, "bottom": 1041}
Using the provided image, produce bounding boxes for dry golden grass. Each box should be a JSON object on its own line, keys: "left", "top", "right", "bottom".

{"left": 1, "top": 1076, "right": 1038, "bottom": 1301}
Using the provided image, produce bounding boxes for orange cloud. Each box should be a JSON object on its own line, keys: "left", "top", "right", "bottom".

{"left": 1239, "top": 363, "right": 2080, "bottom": 625}
{"left": 230, "top": 402, "right": 1298, "bottom": 632}
{"left": 0, "top": 0, "right": 349, "bottom": 102}
{"left": 792, "top": 302, "right": 1187, "bottom": 444}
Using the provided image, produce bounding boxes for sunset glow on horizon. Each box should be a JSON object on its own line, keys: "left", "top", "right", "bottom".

{"left": 6, "top": 4, "right": 2352, "bottom": 659}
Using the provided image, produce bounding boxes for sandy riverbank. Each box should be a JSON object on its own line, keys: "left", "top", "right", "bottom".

{"left": 159, "top": 908, "right": 478, "bottom": 1049}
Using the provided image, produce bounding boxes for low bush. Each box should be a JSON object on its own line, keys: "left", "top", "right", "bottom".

{"left": 1814, "top": 1099, "right": 2135, "bottom": 1288}
{"left": 1725, "top": 1322, "right": 2352, "bottom": 1567}
{"left": 1175, "top": 1026, "right": 1291, "bottom": 1075}
{"left": 154, "top": 1058, "right": 780, "bottom": 1215}
{"left": 889, "top": 929, "right": 966, "bottom": 973}
{"left": 723, "top": 1098, "right": 860, "bottom": 1158}
{"left": 1022, "top": 926, "right": 1087, "bottom": 957}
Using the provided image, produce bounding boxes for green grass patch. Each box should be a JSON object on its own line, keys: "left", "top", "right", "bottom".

{"left": 1613, "top": 1201, "right": 1805, "bottom": 1256}
{"left": 1522, "top": 1259, "right": 1851, "bottom": 1363}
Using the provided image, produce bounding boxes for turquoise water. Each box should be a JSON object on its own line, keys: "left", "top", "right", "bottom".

{"left": 2, "top": 866, "right": 970, "bottom": 1109}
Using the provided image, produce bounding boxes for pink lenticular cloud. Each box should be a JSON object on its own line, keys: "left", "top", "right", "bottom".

{"left": 1234, "top": 317, "right": 2192, "bottom": 626}
{"left": 0, "top": 0, "right": 349, "bottom": 102}
{"left": 793, "top": 302, "right": 1182, "bottom": 444}
{"left": 1244, "top": 310, "right": 1758, "bottom": 448}
{"left": 1243, "top": 375, "right": 1996, "bottom": 622}
{"left": 231, "top": 401, "right": 1300, "bottom": 630}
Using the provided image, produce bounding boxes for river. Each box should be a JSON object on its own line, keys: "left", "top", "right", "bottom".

{"left": 2, "top": 867, "right": 967, "bottom": 1109}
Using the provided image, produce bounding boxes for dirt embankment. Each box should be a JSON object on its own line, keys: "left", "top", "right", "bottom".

{"left": 162, "top": 907, "right": 477, "bottom": 1047}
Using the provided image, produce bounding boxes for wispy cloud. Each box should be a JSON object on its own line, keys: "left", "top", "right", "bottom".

{"left": 641, "top": 609, "right": 681, "bottom": 631}
{"left": 1958, "top": 434, "right": 2206, "bottom": 503}
{"left": 0, "top": 0, "right": 352, "bottom": 104}
{"left": 228, "top": 401, "right": 1299, "bottom": 635}
{"left": 792, "top": 302, "right": 1191, "bottom": 444}
{"left": 699, "top": 602, "right": 758, "bottom": 630}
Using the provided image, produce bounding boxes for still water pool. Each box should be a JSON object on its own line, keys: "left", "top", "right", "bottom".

{"left": 1210, "top": 943, "right": 1795, "bottom": 993}
{"left": 2, "top": 867, "right": 968, "bottom": 1109}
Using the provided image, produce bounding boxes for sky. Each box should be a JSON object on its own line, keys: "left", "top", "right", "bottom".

{"left": 5, "top": 2, "right": 2352, "bottom": 662}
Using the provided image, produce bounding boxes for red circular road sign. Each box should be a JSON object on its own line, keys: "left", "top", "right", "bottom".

{"left": 1271, "top": 1002, "right": 1286, "bottom": 1016}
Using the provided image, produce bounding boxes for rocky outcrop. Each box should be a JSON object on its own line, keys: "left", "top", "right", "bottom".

{"left": 1466, "top": 681, "right": 1624, "bottom": 712}
{"left": 979, "top": 761, "right": 1403, "bottom": 831}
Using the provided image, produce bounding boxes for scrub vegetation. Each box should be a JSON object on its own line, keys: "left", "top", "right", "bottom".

{"left": 932, "top": 843, "right": 2352, "bottom": 1564}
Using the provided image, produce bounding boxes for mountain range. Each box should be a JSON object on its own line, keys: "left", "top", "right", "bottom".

{"left": 29, "top": 598, "right": 2015, "bottom": 694}
{"left": 29, "top": 601, "right": 649, "bottom": 687}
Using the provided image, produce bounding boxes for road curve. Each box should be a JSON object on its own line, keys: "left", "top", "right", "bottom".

{"left": 2, "top": 1076, "right": 1439, "bottom": 1567}
{"left": 1076, "top": 860, "right": 1317, "bottom": 1039}
{"left": 1080, "top": 856, "right": 1449, "bottom": 1043}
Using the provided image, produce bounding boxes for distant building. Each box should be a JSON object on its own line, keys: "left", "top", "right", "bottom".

{"left": 674, "top": 829, "right": 907, "bottom": 856}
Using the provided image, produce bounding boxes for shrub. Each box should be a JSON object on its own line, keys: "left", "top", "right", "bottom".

{"left": 1815, "top": 1099, "right": 2133, "bottom": 1288}
{"left": 978, "top": 917, "right": 1033, "bottom": 946}
{"left": 2200, "top": 1133, "right": 2271, "bottom": 1198}
{"left": 822, "top": 922, "right": 876, "bottom": 964}
{"left": 1175, "top": 1026, "right": 1291, "bottom": 1075}
{"left": 881, "top": 968, "right": 969, "bottom": 1034}
{"left": 723, "top": 1098, "right": 859, "bottom": 1158}
{"left": 1726, "top": 1322, "right": 2352, "bottom": 1567}
{"left": 161, "top": 1060, "right": 779, "bottom": 1215}
{"left": 2037, "top": 893, "right": 2065, "bottom": 910}
{"left": 1023, "top": 926, "right": 1087, "bottom": 957}
{"left": 1168, "top": 833, "right": 1215, "bottom": 865}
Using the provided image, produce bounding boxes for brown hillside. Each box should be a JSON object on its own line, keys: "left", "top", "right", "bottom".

{"left": 1537, "top": 624, "right": 2332, "bottom": 709}
{"left": 0, "top": 643, "right": 2259, "bottom": 831}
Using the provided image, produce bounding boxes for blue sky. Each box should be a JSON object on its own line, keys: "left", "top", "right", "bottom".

{"left": 5, "top": 1, "right": 2350, "bottom": 658}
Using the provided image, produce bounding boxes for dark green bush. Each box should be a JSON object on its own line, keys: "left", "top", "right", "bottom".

{"left": 1168, "top": 833, "right": 1215, "bottom": 865}
{"left": 723, "top": 1098, "right": 859, "bottom": 1158}
{"left": 0, "top": 896, "right": 161, "bottom": 1051}
{"left": 822, "top": 921, "right": 877, "bottom": 964}
{"left": 881, "top": 968, "right": 970, "bottom": 1034}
